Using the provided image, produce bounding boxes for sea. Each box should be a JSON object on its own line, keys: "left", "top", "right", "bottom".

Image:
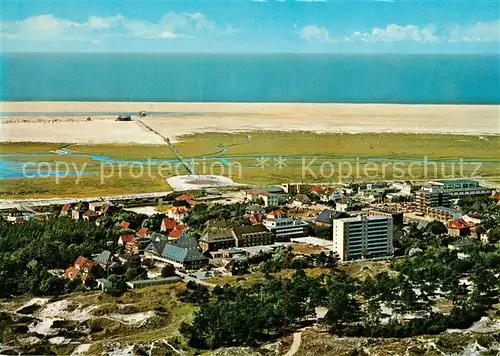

{"left": 1, "top": 53, "right": 499, "bottom": 103}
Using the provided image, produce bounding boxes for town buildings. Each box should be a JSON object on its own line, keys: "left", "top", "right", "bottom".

{"left": 231, "top": 224, "right": 275, "bottom": 247}
{"left": 414, "top": 187, "right": 451, "bottom": 214}
{"left": 332, "top": 215, "right": 394, "bottom": 261}
{"left": 427, "top": 179, "right": 493, "bottom": 198}
{"left": 199, "top": 229, "right": 236, "bottom": 252}
{"left": 262, "top": 210, "right": 308, "bottom": 241}
{"left": 144, "top": 235, "right": 209, "bottom": 269}
{"left": 368, "top": 208, "right": 404, "bottom": 227}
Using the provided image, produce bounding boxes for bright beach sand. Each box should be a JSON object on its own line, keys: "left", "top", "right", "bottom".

{"left": 2, "top": 102, "right": 499, "bottom": 143}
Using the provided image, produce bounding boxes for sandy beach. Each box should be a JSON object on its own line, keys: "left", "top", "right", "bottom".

{"left": 1, "top": 102, "right": 499, "bottom": 143}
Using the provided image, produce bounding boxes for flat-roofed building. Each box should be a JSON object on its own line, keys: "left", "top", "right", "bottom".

{"left": 368, "top": 209, "right": 404, "bottom": 227}
{"left": 262, "top": 210, "right": 308, "bottom": 241}
{"left": 332, "top": 215, "right": 393, "bottom": 261}
{"left": 414, "top": 187, "right": 451, "bottom": 214}
{"left": 427, "top": 179, "right": 492, "bottom": 198}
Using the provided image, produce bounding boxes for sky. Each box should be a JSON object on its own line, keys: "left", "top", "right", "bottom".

{"left": 1, "top": 0, "right": 499, "bottom": 53}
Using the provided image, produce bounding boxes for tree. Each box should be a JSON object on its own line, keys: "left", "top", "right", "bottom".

{"left": 426, "top": 221, "right": 447, "bottom": 235}
{"left": 105, "top": 274, "right": 128, "bottom": 296}
{"left": 124, "top": 266, "right": 147, "bottom": 281}
{"left": 487, "top": 227, "right": 500, "bottom": 244}
{"left": 161, "top": 264, "right": 176, "bottom": 278}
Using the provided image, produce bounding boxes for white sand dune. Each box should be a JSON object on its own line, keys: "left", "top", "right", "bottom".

{"left": 2, "top": 102, "right": 499, "bottom": 143}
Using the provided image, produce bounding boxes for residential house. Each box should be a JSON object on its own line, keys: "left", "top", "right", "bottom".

{"left": 126, "top": 237, "right": 151, "bottom": 255}
{"left": 245, "top": 187, "right": 289, "bottom": 207}
{"left": 231, "top": 224, "right": 275, "bottom": 247}
{"left": 168, "top": 226, "right": 188, "bottom": 240}
{"left": 176, "top": 193, "right": 194, "bottom": 201}
{"left": 310, "top": 186, "right": 325, "bottom": 197}
{"left": 225, "top": 255, "right": 249, "bottom": 275}
{"left": 71, "top": 202, "right": 89, "bottom": 220}
{"left": 292, "top": 194, "right": 312, "bottom": 207}
{"left": 93, "top": 250, "right": 120, "bottom": 275}
{"left": 314, "top": 209, "right": 349, "bottom": 227}
{"left": 137, "top": 227, "right": 152, "bottom": 237}
{"left": 321, "top": 187, "right": 343, "bottom": 202}
{"left": 88, "top": 201, "right": 109, "bottom": 213}
{"left": 249, "top": 213, "right": 264, "bottom": 224}
{"left": 120, "top": 221, "right": 131, "bottom": 230}
{"left": 167, "top": 206, "right": 189, "bottom": 222}
{"left": 335, "top": 197, "right": 355, "bottom": 212}
{"left": 447, "top": 219, "right": 471, "bottom": 237}
{"left": 247, "top": 204, "right": 266, "bottom": 215}
{"left": 63, "top": 256, "right": 99, "bottom": 281}
{"left": 198, "top": 229, "right": 236, "bottom": 252}
{"left": 160, "top": 217, "right": 178, "bottom": 232}
{"left": 118, "top": 234, "right": 135, "bottom": 246}
{"left": 59, "top": 204, "right": 72, "bottom": 217}
{"left": 83, "top": 210, "right": 100, "bottom": 222}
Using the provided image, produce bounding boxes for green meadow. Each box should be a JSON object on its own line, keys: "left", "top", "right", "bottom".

{"left": 1, "top": 132, "right": 499, "bottom": 198}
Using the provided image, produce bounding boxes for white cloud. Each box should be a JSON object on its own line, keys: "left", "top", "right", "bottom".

{"left": 1, "top": 12, "right": 236, "bottom": 41}
{"left": 349, "top": 24, "right": 439, "bottom": 43}
{"left": 299, "top": 20, "right": 499, "bottom": 44}
{"left": 299, "top": 25, "right": 331, "bottom": 42}
{"left": 448, "top": 20, "right": 500, "bottom": 43}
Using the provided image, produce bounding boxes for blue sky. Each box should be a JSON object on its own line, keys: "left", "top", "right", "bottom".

{"left": 2, "top": 0, "right": 499, "bottom": 53}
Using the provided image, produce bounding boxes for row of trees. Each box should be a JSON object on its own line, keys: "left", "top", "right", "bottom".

{"left": 181, "top": 238, "right": 500, "bottom": 349}
{"left": 0, "top": 217, "right": 122, "bottom": 297}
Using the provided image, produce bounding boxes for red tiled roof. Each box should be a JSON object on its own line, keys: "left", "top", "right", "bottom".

{"left": 161, "top": 217, "right": 177, "bottom": 230}
{"left": 83, "top": 210, "right": 100, "bottom": 217}
{"left": 61, "top": 204, "right": 71, "bottom": 213}
{"left": 168, "top": 226, "right": 187, "bottom": 239}
{"left": 250, "top": 213, "right": 264, "bottom": 224}
{"left": 491, "top": 192, "right": 500, "bottom": 201}
{"left": 74, "top": 256, "right": 95, "bottom": 270}
{"left": 311, "top": 186, "right": 325, "bottom": 193}
{"left": 63, "top": 266, "right": 80, "bottom": 280}
{"left": 448, "top": 219, "right": 469, "bottom": 229}
{"left": 120, "top": 221, "right": 131, "bottom": 229}
{"left": 268, "top": 209, "right": 285, "bottom": 216}
{"left": 137, "top": 227, "right": 151, "bottom": 236}
{"left": 119, "top": 234, "right": 135, "bottom": 244}
{"left": 74, "top": 256, "right": 87, "bottom": 267}
{"left": 176, "top": 193, "right": 194, "bottom": 201}
{"left": 169, "top": 206, "right": 188, "bottom": 214}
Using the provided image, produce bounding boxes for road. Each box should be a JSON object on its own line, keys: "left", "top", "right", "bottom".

{"left": 285, "top": 331, "right": 302, "bottom": 356}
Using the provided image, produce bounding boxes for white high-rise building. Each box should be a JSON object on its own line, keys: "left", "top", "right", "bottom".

{"left": 332, "top": 215, "right": 393, "bottom": 261}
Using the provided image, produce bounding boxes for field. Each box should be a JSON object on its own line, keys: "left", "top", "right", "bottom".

{"left": 1, "top": 132, "right": 499, "bottom": 198}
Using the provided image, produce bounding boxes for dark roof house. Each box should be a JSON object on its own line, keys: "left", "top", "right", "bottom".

{"left": 315, "top": 209, "right": 349, "bottom": 225}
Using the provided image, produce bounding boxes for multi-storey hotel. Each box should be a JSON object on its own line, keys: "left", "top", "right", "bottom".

{"left": 414, "top": 187, "right": 451, "bottom": 214}
{"left": 332, "top": 215, "right": 394, "bottom": 261}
